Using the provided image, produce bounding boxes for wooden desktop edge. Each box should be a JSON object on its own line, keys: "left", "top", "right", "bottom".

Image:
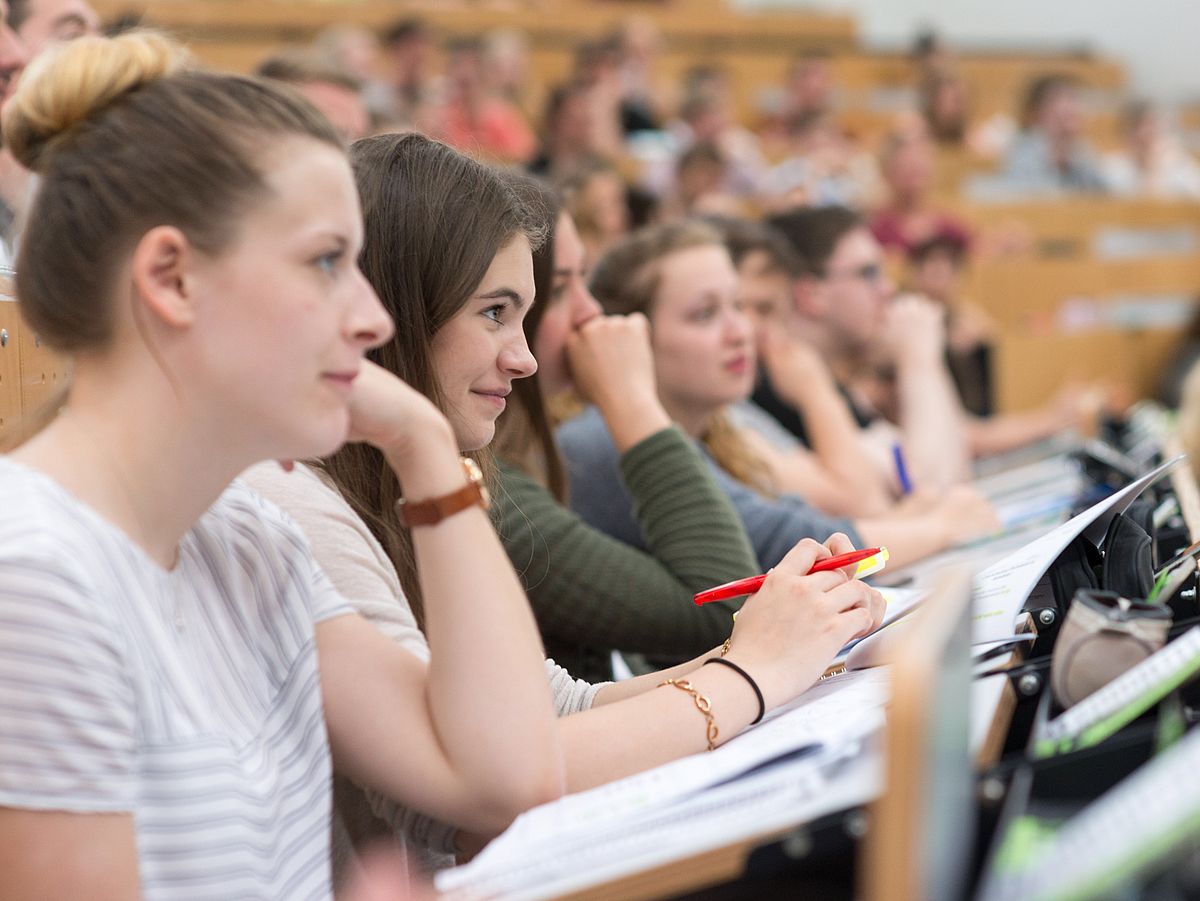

{"left": 542, "top": 824, "right": 804, "bottom": 901}
{"left": 860, "top": 566, "right": 976, "bottom": 901}
{"left": 1164, "top": 433, "right": 1200, "bottom": 543}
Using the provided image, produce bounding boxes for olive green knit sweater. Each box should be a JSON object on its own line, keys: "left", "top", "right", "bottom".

{"left": 494, "top": 425, "right": 758, "bottom": 683}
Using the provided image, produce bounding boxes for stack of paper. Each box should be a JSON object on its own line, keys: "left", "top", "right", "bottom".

{"left": 436, "top": 669, "right": 891, "bottom": 900}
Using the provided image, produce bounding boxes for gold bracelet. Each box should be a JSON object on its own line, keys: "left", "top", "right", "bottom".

{"left": 719, "top": 638, "right": 731, "bottom": 658}
{"left": 659, "top": 678, "right": 719, "bottom": 751}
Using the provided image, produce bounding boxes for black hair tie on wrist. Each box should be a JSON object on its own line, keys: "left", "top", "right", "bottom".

{"left": 703, "top": 657, "right": 765, "bottom": 725}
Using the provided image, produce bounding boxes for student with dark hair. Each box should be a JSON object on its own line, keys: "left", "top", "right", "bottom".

{"left": 0, "top": 31, "right": 567, "bottom": 897}
{"left": 761, "top": 205, "right": 972, "bottom": 489}
{"left": 710, "top": 215, "right": 895, "bottom": 517}
{"left": 322, "top": 133, "right": 864, "bottom": 687}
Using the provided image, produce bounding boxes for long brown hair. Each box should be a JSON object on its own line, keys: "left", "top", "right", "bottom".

{"left": 325, "top": 133, "right": 547, "bottom": 625}
{"left": 589, "top": 219, "right": 775, "bottom": 495}
{"left": 492, "top": 179, "right": 569, "bottom": 502}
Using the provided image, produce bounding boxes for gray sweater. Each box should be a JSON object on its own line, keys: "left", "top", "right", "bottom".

{"left": 557, "top": 406, "right": 861, "bottom": 570}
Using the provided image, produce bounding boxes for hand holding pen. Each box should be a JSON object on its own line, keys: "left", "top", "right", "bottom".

{"left": 718, "top": 534, "right": 886, "bottom": 711}
{"left": 694, "top": 545, "right": 890, "bottom": 605}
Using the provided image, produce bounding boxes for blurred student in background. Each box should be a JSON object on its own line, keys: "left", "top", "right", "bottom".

{"left": 558, "top": 220, "right": 998, "bottom": 573}
{"left": 380, "top": 17, "right": 441, "bottom": 131}
{"left": 311, "top": 24, "right": 394, "bottom": 128}
{"left": 256, "top": 51, "right": 371, "bottom": 144}
{"left": 436, "top": 36, "right": 536, "bottom": 165}
{"left": 530, "top": 80, "right": 620, "bottom": 180}
{"left": 869, "top": 127, "right": 972, "bottom": 257}
{"left": 0, "top": 0, "right": 99, "bottom": 265}
{"left": 558, "top": 156, "right": 630, "bottom": 266}
{"left": 1102, "top": 99, "right": 1200, "bottom": 200}
{"left": 1001, "top": 73, "right": 1106, "bottom": 194}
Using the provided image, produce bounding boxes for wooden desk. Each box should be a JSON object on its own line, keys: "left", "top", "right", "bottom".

{"left": 945, "top": 200, "right": 1200, "bottom": 411}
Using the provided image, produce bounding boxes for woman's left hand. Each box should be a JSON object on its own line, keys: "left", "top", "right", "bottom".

{"left": 345, "top": 360, "right": 456, "bottom": 460}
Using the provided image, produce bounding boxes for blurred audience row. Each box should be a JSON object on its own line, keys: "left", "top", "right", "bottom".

{"left": 283, "top": 16, "right": 1200, "bottom": 207}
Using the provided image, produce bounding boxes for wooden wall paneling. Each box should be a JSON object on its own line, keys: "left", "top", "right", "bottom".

{"left": 968, "top": 241, "right": 1200, "bottom": 411}
{"left": 0, "top": 300, "right": 21, "bottom": 442}
{"left": 957, "top": 199, "right": 1200, "bottom": 254}
{"left": 17, "top": 325, "right": 68, "bottom": 424}
{"left": 994, "top": 331, "right": 1133, "bottom": 413}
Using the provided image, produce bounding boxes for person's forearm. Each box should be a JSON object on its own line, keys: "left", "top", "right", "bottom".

{"left": 853, "top": 512, "right": 950, "bottom": 570}
{"left": 595, "top": 391, "right": 672, "bottom": 453}
{"left": 591, "top": 648, "right": 725, "bottom": 706}
{"left": 779, "top": 370, "right": 893, "bottom": 512}
{"left": 966, "top": 409, "right": 1066, "bottom": 458}
{"left": 896, "top": 354, "right": 971, "bottom": 490}
{"left": 383, "top": 435, "right": 564, "bottom": 816}
{"left": 559, "top": 663, "right": 760, "bottom": 792}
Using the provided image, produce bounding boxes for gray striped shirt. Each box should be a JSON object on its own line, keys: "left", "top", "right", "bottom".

{"left": 0, "top": 458, "right": 350, "bottom": 899}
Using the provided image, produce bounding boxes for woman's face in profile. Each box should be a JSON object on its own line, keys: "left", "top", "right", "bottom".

{"left": 188, "top": 138, "right": 392, "bottom": 462}
{"left": 648, "top": 243, "right": 756, "bottom": 419}
{"left": 533, "top": 212, "right": 602, "bottom": 396}
{"left": 429, "top": 234, "right": 538, "bottom": 451}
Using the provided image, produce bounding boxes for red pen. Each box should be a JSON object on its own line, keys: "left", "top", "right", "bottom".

{"left": 693, "top": 547, "right": 886, "bottom": 606}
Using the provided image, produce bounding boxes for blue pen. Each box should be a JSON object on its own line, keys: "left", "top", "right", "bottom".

{"left": 892, "top": 442, "right": 913, "bottom": 495}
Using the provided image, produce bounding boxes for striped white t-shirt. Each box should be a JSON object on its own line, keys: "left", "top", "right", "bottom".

{"left": 0, "top": 458, "right": 351, "bottom": 900}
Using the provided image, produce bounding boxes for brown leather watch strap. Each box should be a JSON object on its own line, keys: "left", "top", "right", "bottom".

{"left": 395, "top": 458, "right": 490, "bottom": 528}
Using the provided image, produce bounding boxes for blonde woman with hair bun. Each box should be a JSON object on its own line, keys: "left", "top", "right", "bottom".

{"left": 0, "top": 31, "right": 566, "bottom": 899}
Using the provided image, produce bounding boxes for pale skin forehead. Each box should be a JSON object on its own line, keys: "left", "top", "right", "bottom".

{"left": 235, "top": 138, "right": 362, "bottom": 249}
{"left": 654, "top": 244, "right": 737, "bottom": 311}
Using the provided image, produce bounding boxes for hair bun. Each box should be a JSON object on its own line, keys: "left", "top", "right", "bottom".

{"left": 2, "top": 30, "right": 187, "bottom": 172}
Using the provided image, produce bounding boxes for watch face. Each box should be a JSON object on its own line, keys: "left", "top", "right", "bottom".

{"left": 462, "top": 457, "right": 491, "bottom": 510}
{"left": 462, "top": 457, "right": 483, "bottom": 483}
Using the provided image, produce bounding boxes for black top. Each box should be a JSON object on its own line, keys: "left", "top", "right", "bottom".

{"left": 750, "top": 368, "right": 877, "bottom": 448}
